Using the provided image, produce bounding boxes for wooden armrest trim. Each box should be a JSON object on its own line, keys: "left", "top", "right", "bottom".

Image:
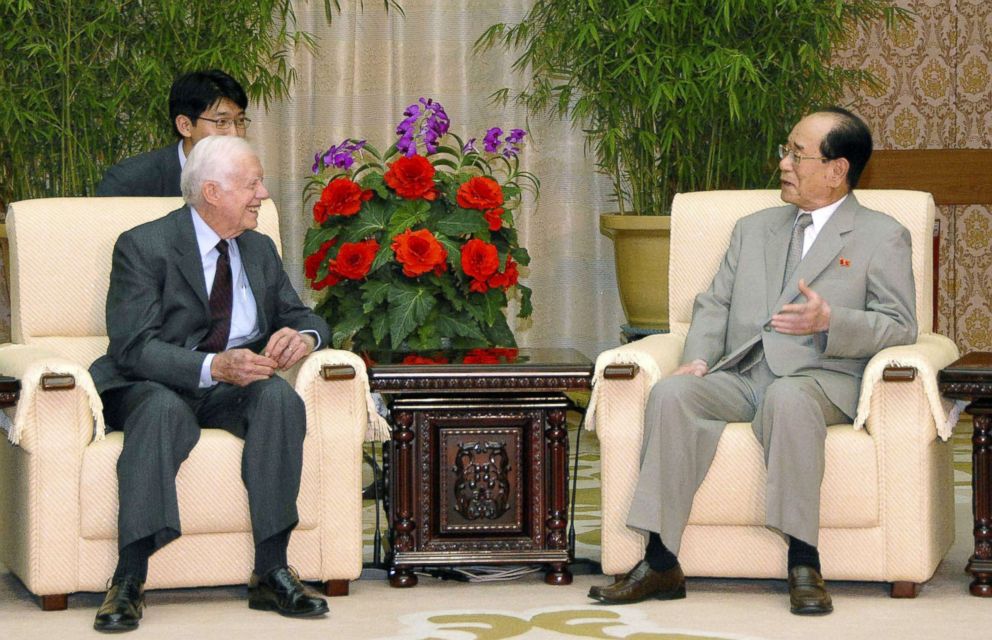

{"left": 320, "top": 364, "right": 357, "bottom": 381}
{"left": 603, "top": 364, "right": 639, "bottom": 380}
{"left": 41, "top": 373, "right": 76, "bottom": 390}
{"left": 882, "top": 366, "right": 917, "bottom": 382}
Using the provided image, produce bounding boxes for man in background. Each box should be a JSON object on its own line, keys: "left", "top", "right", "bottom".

{"left": 96, "top": 69, "right": 250, "bottom": 196}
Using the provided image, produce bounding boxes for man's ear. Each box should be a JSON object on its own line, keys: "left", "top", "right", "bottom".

{"left": 829, "top": 157, "right": 850, "bottom": 188}
{"left": 175, "top": 115, "right": 194, "bottom": 139}
{"left": 202, "top": 180, "right": 221, "bottom": 206}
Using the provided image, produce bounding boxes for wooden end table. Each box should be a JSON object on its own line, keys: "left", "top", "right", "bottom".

{"left": 938, "top": 352, "right": 992, "bottom": 596}
{"left": 367, "top": 347, "right": 592, "bottom": 588}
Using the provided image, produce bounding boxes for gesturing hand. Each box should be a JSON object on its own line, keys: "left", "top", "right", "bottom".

{"left": 672, "top": 359, "right": 708, "bottom": 377}
{"left": 211, "top": 349, "right": 278, "bottom": 387}
{"left": 263, "top": 327, "right": 316, "bottom": 370}
{"left": 770, "top": 279, "right": 831, "bottom": 335}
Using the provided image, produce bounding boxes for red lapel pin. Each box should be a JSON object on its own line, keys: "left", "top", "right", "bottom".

{"left": 839, "top": 257, "right": 851, "bottom": 267}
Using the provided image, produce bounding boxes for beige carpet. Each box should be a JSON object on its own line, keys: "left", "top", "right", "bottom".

{"left": 0, "top": 420, "right": 986, "bottom": 640}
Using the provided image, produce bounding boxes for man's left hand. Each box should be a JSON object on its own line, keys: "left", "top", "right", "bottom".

{"left": 770, "top": 279, "right": 831, "bottom": 335}
{"left": 263, "top": 327, "right": 316, "bottom": 370}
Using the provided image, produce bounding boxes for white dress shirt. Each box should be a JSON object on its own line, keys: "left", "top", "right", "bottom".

{"left": 798, "top": 194, "right": 847, "bottom": 258}
{"left": 191, "top": 208, "right": 260, "bottom": 387}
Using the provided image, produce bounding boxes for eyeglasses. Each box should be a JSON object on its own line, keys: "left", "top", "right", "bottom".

{"left": 777, "top": 144, "right": 828, "bottom": 166}
{"left": 197, "top": 116, "right": 252, "bottom": 132}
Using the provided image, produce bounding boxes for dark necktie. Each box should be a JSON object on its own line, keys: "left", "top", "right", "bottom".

{"left": 783, "top": 212, "right": 814, "bottom": 290}
{"left": 199, "top": 240, "right": 232, "bottom": 353}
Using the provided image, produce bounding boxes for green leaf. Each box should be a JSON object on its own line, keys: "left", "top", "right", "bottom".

{"left": 330, "top": 308, "right": 368, "bottom": 349}
{"left": 436, "top": 312, "right": 487, "bottom": 341}
{"left": 480, "top": 310, "right": 516, "bottom": 347}
{"left": 433, "top": 207, "right": 487, "bottom": 237}
{"left": 516, "top": 283, "right": 533, "bottom": 317}
{"left": 370, "top": 310, "right": 390, "bottom": 346}
{"left": 387, "top": 199, "right": 431, "bottom": 236}
{"left": 509, "top": 246, "right": 531, "bottom": 267}
{"left": 339, "top": 198, "right": 391, "bottom": 242}
{"left": 361, "top": 279, "right": 392, "bottom": 308}
{"left": 303, "top": 225, "right": 338, "bottom": 258}
{"left": 387, "top": 282, "right": 437, "bottom": 349}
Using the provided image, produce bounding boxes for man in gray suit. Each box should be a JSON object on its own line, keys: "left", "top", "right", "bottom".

{"left": 96, "top": 70, "right": 249, "bottom": 197}
{"left": 589, "top": 108, "right": 917, "bottom": 615}
{"left": 89, "top": 136, "right": 330, "bottom": 632}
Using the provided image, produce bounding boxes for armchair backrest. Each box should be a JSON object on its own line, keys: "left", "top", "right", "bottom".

{"left": 668, "top": 189, "right": 935, "bottom": 333}
{"left": 6, "top": 197, "right": 282, "bottom": 364}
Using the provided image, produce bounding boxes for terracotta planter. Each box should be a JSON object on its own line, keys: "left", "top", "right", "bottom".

{"left": 599, "top": 214, "right": 670, "bottom": 330}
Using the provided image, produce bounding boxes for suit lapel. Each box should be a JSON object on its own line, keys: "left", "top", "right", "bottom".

{"left": 764, "top": 206, "right": 797, "bottom": 314}
{"left": 236, "top": 232, "right": 269, "bottom": 335}
{"left": 775, "top": 194, "right": 858, "bottom": 309}
{"left": 172, "top": 207, "right": 210, "bottom": 314}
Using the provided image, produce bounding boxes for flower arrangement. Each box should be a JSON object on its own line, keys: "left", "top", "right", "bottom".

{"left": 303, "top": 98, "right": 537, "bottom": 352}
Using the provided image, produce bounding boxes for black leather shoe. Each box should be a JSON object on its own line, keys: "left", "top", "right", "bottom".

{"left": 248, "top": 566, "right": 329, "bottom": 618}
{"left": 788, "top": 565, "right": 833, "bottom": 615}
{"left": 93, "top": 574, "right": 144, "bottom": 633}
{"left": 588, "top": 560, "right": 686, "bottom": 605}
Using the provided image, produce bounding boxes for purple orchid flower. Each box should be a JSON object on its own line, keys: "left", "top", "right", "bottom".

{"left": 462, "top": 138, "right": 477, "bottom": 154}
{"left": 312, "top": 138, "right": 368, "bottom": 173}
{"left": 483, "top": 127, "right": 503, "bottom": 153}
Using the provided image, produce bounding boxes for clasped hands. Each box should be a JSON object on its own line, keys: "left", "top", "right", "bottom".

{"left": 210, "top": 327, "right": 315, "bottom": 386}
{"left": 673, "top": 279, "right": 831, "bottom": 378}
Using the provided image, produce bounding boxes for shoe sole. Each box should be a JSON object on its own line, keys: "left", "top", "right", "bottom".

{"left": 790, "top": 604, "right": 833, "bottom": 616}
{"left": 93, "top": 619, "right": 140, "bottom": 633}
{"left": 588, "top": 584, "right": 687, "bottom": 605}
{"left": 248, "top": 599, "right": 329, "bottom": 618}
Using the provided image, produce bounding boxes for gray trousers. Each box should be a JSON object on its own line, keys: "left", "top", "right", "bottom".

{"left": 626, "top": 356, "right": 849, "bottom": 556}
{"left": 102, "top": 376, "right": 306, "bottom": 552}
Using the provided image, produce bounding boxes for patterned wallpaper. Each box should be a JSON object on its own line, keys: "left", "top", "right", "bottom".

{"left": 835, "top": 0, "right": 992, "bottom": 352}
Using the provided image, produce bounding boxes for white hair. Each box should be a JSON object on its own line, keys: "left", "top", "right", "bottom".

{"left": 180, "top": 136, "right": 256, "bottom": 206}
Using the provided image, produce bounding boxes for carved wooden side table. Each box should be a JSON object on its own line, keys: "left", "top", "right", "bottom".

{"left": 367, "top": 348, "right": 592, "bottom": 588}
{"left": 938, "top": 352, "right": 992, "bottom": 597}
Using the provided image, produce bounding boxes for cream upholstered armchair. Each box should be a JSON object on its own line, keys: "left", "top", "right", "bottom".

{"left": 0, "top": 197, "right": 372, "bottom": 609}
{"left": 589, "top": 190, "right": 960, "bottom": 597}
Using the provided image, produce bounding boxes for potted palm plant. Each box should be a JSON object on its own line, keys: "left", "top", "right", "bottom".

{"left": 477, "top": 0, "right": 906, "bottom": 331}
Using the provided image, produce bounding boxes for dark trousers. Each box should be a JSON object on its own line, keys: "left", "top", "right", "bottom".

{"left": 102, "top": 376, "right": 306, "bottom": 553}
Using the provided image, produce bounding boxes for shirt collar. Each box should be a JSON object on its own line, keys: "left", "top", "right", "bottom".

{"left": 190, "top": 206, "right": 224, "bottom": 259}
{"left": 799, "top": 194, "right": 847, "bottom": 235}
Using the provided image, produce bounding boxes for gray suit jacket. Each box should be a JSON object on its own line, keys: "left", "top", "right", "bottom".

{"left": 96, "top": 144, "right": 183, "bottom": 197}
{"left": 681, "top": 194, "right": 918, "bottom": 417}
{"left": 90, "top": 206, "right": 331, "bottom": 394}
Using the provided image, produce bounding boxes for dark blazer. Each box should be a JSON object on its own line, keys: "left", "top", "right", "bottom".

{"left": 96, "top": 144, "right": 183, "bottom": 197}
{"left": 681, "top": 194, "right": 918, "bottom": 417}
{"left": 90, "top": 206, "right": 330, "bottom": 394}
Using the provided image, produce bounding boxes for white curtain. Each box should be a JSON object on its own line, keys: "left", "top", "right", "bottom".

{"left": 251, "top": 0, "right": 627, "bottom": 359}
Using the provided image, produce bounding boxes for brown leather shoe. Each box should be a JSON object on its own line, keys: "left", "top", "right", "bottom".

{"left": 788, "top": 566, "right": 833, "bottom": 615}
{"left": 588, "top": 560, "right": 686, "bottom": 605}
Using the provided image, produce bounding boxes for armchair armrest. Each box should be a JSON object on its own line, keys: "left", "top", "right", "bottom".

{"left": 586, "top": 331, "right": 686, "bottom": 434}
{"left": 0, "top": 343, "right": 104, "bottom": 451}
{"left": 853, "top": 333, "right": 962, "bottom": 441}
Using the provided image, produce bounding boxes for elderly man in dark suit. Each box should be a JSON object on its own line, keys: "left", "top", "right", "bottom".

{"left": 96, "top": 69, "right": 250, "bottom": 197}
{"left": 588, "top": 107, "right": 917, "bottom": 615}
{"left": 89, "top": 136, "right": 330, "bottom": 632}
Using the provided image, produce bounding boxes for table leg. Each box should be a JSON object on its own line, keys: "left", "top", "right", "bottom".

{"left": 389, "top": 409, "right": 418, "bottom": 588}
{"left": 545, "top": 408, "right": 572, "bottom": 585}
{"left": 968, "top": 404, "right": 992, "bottom": 596}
